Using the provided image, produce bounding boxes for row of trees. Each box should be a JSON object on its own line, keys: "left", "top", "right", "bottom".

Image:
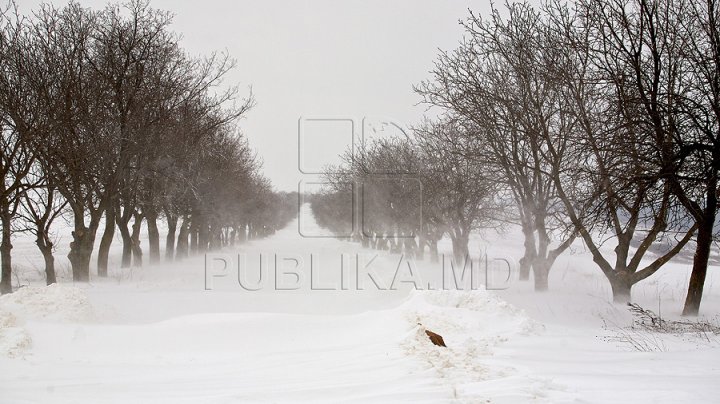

{"left": 0, "top": 1, "right": 294, "bottom": 293}
{"left": 313, "top": 120, "right": 502, "bottom": 265}
{"left": 313, "top": 0, "right": 719, "bottom": 315}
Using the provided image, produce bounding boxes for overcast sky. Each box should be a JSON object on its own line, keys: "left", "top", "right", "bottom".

{"left": 19, "top": 0, "right": 491, "bottom": 191}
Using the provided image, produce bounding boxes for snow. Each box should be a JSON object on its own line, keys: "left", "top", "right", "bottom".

{"left": 0, "top": 284, "right": 95, "bottom": 358}
{"left": 0, "top": 309, "right": 31, "bottom": 358}
{"left": 400, "top": 290, "right": 543, "bottom": 400}
{"left": 0, "top": 284, "right": 96, "bottom": 323}
{"left": 0, "top": 204, "right": 718, "bottom": 403}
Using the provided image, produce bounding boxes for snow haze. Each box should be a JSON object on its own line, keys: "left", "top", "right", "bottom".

{"left": 2, "top": 1, "right": 719, "bottom": 403}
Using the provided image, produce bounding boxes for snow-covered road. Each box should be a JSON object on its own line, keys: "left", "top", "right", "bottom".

{"left": 0, "top": 206, "right": 538, "bottom": 403}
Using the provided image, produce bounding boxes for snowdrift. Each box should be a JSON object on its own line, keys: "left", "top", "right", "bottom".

{"left": 0, "top": 284, "right": 95, "bottom": 357}
{"left": 399, "top": 289, "right": 542, "bottom": 398}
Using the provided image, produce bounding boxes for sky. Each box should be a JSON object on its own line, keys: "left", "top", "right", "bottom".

{"left": 18, "top": 0, "right": 491, "bottom": 191}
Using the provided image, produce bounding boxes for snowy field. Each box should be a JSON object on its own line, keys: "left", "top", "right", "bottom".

{"left": 1, "top": 204, "right": 719, "bottom": 403}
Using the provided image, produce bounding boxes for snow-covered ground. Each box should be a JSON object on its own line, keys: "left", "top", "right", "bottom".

{"left": 1, "top": 204, "right": 719, "bottom": 403}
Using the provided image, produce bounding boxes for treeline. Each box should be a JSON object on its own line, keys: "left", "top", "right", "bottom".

{"left": 312, "top": 0, "right": 719, "bottom": 315}
{"left": 311, "top": 122, "right": 502, "bottom": 265}
{"left": 0, "top": 1, "right": 295, "bottom": 292}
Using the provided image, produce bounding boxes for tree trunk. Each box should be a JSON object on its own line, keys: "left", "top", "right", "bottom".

{"left": 683, "top": 216, "right": 715, "bottom": 316}
{"left": 194, "top": 210, "right": 209, "bottom": 252}
{"left": 117, "top": 218, "right": 132, "bottom": 268}
{"left": 361, "top": 234, "right": 370, "bottom": 248}
{"left": 66, "top": 202, "right": 103, "bottom": 282}
{"left": 165, "top": 214, "right": 177, "bottom": 261}
{"left": 390, "top": 234, "right": 401, "bottom": 254}
{"left": 0, "top": 206, "right": 13, "bottom": 294}
{"left": 416, "top": 234, "right": 425, "bottom": 260}
{"left": 97, "top": 208, "right": 115, "bottom": 277}
{"left": 380, "top": 235, "right": 388, "bottom": 250}
{"left": 176, "top": 215, "right": 190, "bottom": 259}
{"left": 451, "top": 232, "right": 469, "bottom": 265}
{"left": 609, "top": 274, "right": 633, "bottom": 304}
{"left": 230, "top": 227, "right": 237, "bottom": 246}
{"left": 208, "top": 224, "right": 220, "bottom": 250}
{"left": 429, "top": 239, "right": 439, "bottom": 263}
{"left": 404, "top": 235, "right": 418, "bottom": 259}
{"left": 131, "top": 212, "right": 143, "bottom": 267}
{"left": 68, "top": 226, "right": 94, "bottom": 282}
{"left": 238, "top": 223, "right": 247, "bottom": 242}
{"left": 532, "top": 259, "right": 550, "bottom": 292}
{"left": 198, "top": 218, "right": 209, "bottom": 252}
{"left": 38, "top": 237, "right": 56, "bottom": 285}
{"left": 519, "top": 223, "right": 536, "bottom": 281}
{"left": 190, "top": 213, "right": 199, "bottom": 254}
{"left": 146, "top": 211, "right": 160, "bottom": 264}
{"left": 519, "top": 258, "right": 532, "bottom": 282}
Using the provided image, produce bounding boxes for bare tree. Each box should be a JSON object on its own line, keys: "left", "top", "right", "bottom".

{"left": 667, "top": 0, "right": 720, "bottom": 315}
{"left": 0, "top": 124, "right": 35, "bottom": 293}
{"left": 0, "top": 0, "right": 263, "bottom": 288}
{"left": 416, "top": 4, "right": 576, "bottom": 291}
{"left": 316, "top": 126, "right": 500, "bottom": 266}
{"left": 18, "top": 162, "right": 68, "bottom": 285}
{"left": 0, "top": 6, "right": 42, "bottom": 292}
{"left": 414, "top": 117, "right": 502, "bottom": 265}
{"left": 17, "top": 3, "right": 111, "bottom": 282}
{"left": 569, "top": 0, "right": 718, "bottom": 311}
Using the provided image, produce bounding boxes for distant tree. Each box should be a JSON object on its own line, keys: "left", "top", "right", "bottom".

{"left": 414, "top": 117, "right": 502, "bottom": 265}
{"left": 352, "top": 138, "right": 424, "bottom": 254}
{"left": 316, "top": 126, "right": 500, "bottom": 266}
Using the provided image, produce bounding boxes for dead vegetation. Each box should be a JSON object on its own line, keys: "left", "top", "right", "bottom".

{"left": 603, "top": 304, "right": 720, "bottom": 352}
